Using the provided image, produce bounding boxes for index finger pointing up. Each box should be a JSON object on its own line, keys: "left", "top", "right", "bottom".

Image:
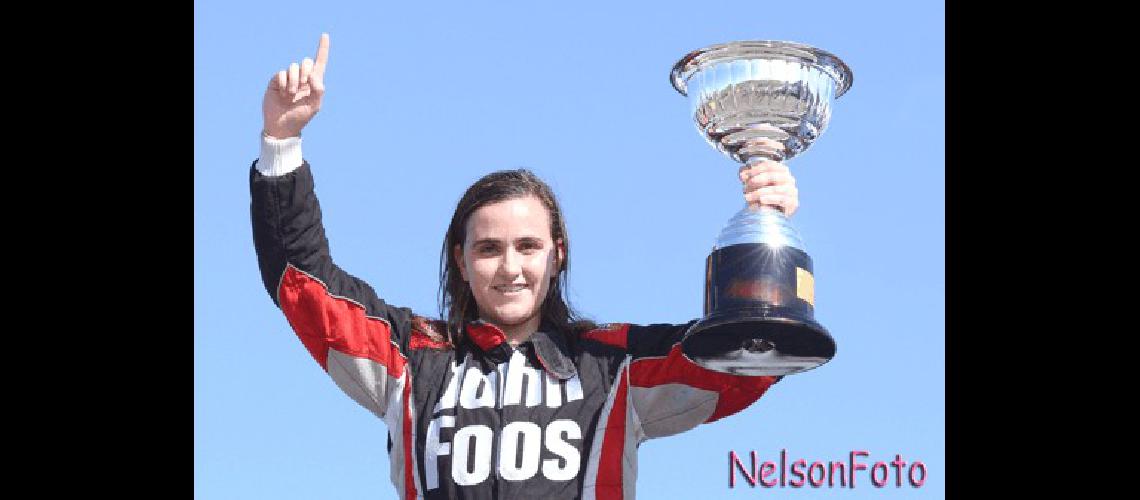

{"left": 313, "top": 33, "right": 330, "bottom": 75}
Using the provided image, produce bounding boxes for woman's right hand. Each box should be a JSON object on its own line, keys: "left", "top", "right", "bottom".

{"left": 262, "top": 33, "right": 330, "bottom": 139}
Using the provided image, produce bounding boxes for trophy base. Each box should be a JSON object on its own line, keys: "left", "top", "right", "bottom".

{"left": 681, "top": 309, "right": 836, "bottom": 376}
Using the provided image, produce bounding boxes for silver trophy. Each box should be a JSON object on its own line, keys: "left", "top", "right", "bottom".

{"left": 670, "top": 41, "right": 852, "bottom": 376}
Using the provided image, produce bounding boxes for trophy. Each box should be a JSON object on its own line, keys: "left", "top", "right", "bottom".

{"left": 670, "top": 41, "right": 852, "bottom": 376}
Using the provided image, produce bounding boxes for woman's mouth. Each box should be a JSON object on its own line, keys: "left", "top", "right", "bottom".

{"left": 493, "top": 284, "right": 528, "bottom": 294}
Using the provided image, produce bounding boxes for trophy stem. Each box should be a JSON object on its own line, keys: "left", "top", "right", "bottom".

{"left": 743, "top": 149, "right": 785, "bottom": 164}
{"left": 742, "top": 150, "right": 788, "bottom": 214}
{"left": 722, "top": 201, "right": 805, "bottom": 250}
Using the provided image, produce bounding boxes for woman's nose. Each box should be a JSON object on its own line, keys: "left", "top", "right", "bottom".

{"left": 499, "top": 248, "right": 522, "bottom": 275}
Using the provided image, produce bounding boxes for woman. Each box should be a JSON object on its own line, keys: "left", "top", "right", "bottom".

{"left": 251, "top": 33, "right": 800, "bottom": 500}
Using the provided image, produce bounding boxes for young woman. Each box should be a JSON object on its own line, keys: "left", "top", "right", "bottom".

{"left": 251, "top": 34, "right": 801, "bottom": 500}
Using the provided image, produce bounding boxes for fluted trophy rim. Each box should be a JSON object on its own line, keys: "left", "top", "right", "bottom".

{"left": 670, "top": 40, "right": 853, "bottom": 98}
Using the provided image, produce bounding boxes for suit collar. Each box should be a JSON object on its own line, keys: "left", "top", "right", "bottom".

{"left": 465, "top": 319, "right": 577, "bottom": 380}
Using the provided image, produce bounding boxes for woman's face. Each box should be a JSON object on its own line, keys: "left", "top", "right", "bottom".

{"left": 455, "top": 195, "right": 564, "bottom": 332}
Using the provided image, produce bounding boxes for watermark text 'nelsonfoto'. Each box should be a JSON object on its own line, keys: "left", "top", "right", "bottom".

{"left": 729, "top": 449, "right": 927, "bottom": 489}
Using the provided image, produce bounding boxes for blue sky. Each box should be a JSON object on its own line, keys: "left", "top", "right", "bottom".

{"left": 194, "top": 1, "right": 944, "bottom": 498}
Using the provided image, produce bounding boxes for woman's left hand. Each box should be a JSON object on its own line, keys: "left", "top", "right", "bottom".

{"left": 739, "top": 159, "right": 799, "bottom": 217}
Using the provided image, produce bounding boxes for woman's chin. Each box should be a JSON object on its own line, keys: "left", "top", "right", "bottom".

{"left": 487, "top": 307, "right": 536, "bottom": 327}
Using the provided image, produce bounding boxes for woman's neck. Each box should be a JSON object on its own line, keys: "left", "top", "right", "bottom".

{"left": 481, "top": 314, "right": 542, "bottom": 346}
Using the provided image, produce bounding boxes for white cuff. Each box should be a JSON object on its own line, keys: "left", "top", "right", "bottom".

{"left": 256, "top": 132, "right": 303, "bottom": 176}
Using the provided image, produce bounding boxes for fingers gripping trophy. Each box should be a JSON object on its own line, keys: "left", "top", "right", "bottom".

{"left": 671, "top": 41, "right": 853, "bottom": 377}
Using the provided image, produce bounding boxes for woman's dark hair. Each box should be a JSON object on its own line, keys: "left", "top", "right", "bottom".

{"left": 437, "top": 169, "right": 595, "bottom": 345}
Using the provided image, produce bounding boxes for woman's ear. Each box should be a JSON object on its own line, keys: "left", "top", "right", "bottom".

{"left": 556, "top": 238, "right": 566, "bottom": 271}
{"left": 453, "top": 244, "right": 468, "bottom": 282}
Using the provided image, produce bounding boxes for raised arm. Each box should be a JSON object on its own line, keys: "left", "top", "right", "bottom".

{"left": 586, "top": 164, "right": 798, "bottom": 443}
{"left": 624, "top": 322, "right": 781, "bottom": 440}
{"left": 250, "top": 34, "right": 414, "bottom": 423}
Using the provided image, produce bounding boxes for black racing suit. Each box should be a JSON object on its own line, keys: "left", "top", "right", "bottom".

{"left": 250, "top": 161, "right": 781, "bottom": 499}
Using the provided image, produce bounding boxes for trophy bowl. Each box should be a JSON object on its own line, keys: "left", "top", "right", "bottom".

{"left": 671, "top": 40, "right": 852, "bottom": 377}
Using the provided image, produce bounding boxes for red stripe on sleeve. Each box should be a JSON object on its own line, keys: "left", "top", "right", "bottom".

{"left": 402, "top": 378, "right": 417, "bottom": 500}
{"left": 581, "top": 323, "right": 630, "bottom": 349}
{"left": 277, "top": 266, "right": 406, "bottom": 377}
{"left": 629, "top": 344, "right": 776, "bottom": 422}
{"left": 595, "top": 367, "right": 629, "bottom": 500}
